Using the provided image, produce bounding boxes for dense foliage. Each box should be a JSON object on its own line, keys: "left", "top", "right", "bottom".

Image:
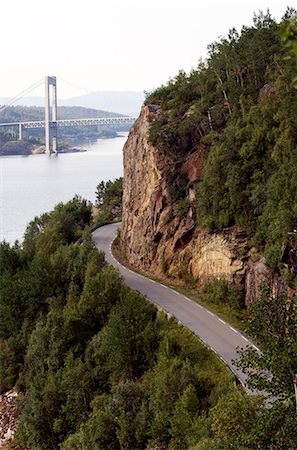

{"left": 281, "top": 15, "right": 297, "bottom": 87}
{"left": 0, "top": 196, "right": 92, "bottom": 391}
{"left": 0, "top": 199, "right": 296, "bottom": 449}
{"left": 236, "top": 285, "right": 297, "bottom": 401}
{"left": 95, "top": 178, "right": 123, "bottom": 226}
{"left": 0, "top": 197, "right": 246, "bottom": 449}
{"left": 147, "top": 10, "right": 297, "bottom": 272}
{"left": 231, "top": 286, "right": 297, "bottom": 450}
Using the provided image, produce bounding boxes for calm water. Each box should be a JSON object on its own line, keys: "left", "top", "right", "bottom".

{"left": 0, "top": 134, "right": 127, "bottom": 244}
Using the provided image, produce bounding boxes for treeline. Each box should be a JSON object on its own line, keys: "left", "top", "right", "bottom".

{"left": 0, "top": 105, "right": 123, "bottom": 122}
{"left": 147, "top": 9, "right": 297, "bottom": 277}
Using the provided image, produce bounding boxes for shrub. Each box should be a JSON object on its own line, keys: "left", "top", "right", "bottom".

{"left": 202, "top": 279, "right": 244, "bottom": 310}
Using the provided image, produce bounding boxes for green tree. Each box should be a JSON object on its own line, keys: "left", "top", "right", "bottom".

{"left": 99, "top": 289, "right": 158, "bottom": 380}
{"left": 60, "top": 409, "right": 119, "bottom": 450}
{"left": 235, "top": 285, "right": 297, "bottom": 400}
{"left": 0, "top": 241, "right": 22, "bottom": 274}
{"left": 170, "top": 384, "right": 200, "bottom": 449}
{"left": 110, "top": 381, "right": 147, "bottom": 450}
{"left": 95, "top": 178, "right": 123, "bottom": 225}
{"left": 209, "top": 391, "right": 259, "bottom": 449}
{"left": 232, "top": 285, "right": 297, "bottom": 449}
{"left": 281, "top": 12, "right": 297, "bottom": 87}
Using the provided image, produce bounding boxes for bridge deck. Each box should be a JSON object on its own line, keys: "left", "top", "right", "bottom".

{"left": 0, "top": 117, "right": 136, "bottom": 129}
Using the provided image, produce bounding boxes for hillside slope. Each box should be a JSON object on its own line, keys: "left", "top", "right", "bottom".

{"left": 121, "top": 11, "right": 297, "bottom": 304}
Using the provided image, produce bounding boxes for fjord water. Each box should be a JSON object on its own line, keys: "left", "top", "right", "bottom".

{"left": 0, "top": 133, "right": 127, "bottom": 244}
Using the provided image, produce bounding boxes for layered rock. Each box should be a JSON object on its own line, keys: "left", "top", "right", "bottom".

{"left": 122, "top": 104, "right": 170, "bottom": 272}
{"left": 121, "top": 104, "right": 292, "bottom": 304}
{"left": 0, "top": 390, "right": 20, "bottom": 448}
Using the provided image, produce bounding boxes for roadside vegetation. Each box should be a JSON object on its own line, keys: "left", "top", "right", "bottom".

{"left": 94, "top": 177, "right": 123, "bottom": 226}
{"left": 178, "top": 279, "right": 246, "bottom": 329}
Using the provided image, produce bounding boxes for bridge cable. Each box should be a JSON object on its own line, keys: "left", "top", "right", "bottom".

{"left": 0, "top": 78, "right": 44, "bottom": 114}
{"left": 0, "top": 78, "right": 44, "bottom": 112}
{"left": 59, "top": 78, "right": 94, "bottom": 94}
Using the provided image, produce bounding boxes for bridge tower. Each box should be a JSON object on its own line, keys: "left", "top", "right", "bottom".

{"left": 45, "top": 76, "right": 57, "bottom": 154}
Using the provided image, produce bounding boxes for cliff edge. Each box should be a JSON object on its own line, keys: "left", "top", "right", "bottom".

{"left": 121, "top": 105, "right": 290, "bottom": 305}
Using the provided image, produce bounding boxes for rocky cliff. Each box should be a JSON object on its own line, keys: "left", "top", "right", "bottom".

{"left": 121, "top": 105, "right": 294, "bottom": 305}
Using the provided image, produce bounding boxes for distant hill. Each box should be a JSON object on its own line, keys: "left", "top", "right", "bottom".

{"left": 0, "top": 105, "right": 131, "bottom": 145}
{"left": 1, "top": 96, "right": 45, "bottom": 107}
{"left": 1, "top": 91, "right": 145, "bottom": 117}
{"left": 0, "top": 105, "right": 124, "bottom": 123}
{"left": 60, "top": 91, "right": 144, "bottom": 117}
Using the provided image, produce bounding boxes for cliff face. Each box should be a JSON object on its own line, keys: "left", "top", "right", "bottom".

{"left": 121, "top": 105, "right": 290, "bottom": 305}
{"left": 122, "top": 105, "right": 170, "bottom": 271}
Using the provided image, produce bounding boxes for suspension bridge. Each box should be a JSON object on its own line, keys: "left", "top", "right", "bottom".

{"left": 0, "top": 76, "right": 136, "bottom": 154}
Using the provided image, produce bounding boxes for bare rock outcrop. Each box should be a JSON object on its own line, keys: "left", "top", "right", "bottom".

{"left": 122, "top": 104, "right": 171, "bottom": 271}
{"left": 0, "top": 390, "right": 20, "bottom": 448}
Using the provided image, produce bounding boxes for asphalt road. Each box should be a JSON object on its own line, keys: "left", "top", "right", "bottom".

{"left": 92, "top": 223, "right": 259, "bottom": 392}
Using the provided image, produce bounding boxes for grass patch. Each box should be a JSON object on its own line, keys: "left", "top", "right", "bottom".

{"left": 157, "top": 312, "right": 237, "bottom": 396}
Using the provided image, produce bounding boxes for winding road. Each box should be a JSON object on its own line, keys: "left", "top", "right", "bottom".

{"left": 93, "top": 223, "right": 259, "bottom": 392}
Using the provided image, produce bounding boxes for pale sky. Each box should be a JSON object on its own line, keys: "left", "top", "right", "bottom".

{"left": 0, "top": 0, "right": 292, "bottom": 99}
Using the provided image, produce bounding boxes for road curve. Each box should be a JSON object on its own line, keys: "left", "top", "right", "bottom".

{"left": 92, "top": 223, "right": 258, "bottom": 392}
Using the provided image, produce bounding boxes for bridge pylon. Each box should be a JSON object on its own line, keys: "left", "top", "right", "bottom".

{"left": 45, "top": 76, "right": 57, "bottom": 154}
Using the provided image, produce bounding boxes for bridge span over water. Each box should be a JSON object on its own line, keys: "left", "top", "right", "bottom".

{"left": 0, "top": 76, "right": 136, "bottom": 154}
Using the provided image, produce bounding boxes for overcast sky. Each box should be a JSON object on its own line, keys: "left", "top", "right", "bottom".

{"left": 0, "top": 0, "right": 292, "bottom": 99}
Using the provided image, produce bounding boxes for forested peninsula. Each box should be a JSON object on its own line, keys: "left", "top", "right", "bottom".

{"left": 0, "top": 9, "right": 297, "bottom": 450}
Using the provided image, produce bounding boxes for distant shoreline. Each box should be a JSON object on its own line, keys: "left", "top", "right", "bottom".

{"left": 0, "top": 141, "right": 87, "bottom": 156}
{"left": 0, "top": 131, "right": 124, "bottom": 156}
